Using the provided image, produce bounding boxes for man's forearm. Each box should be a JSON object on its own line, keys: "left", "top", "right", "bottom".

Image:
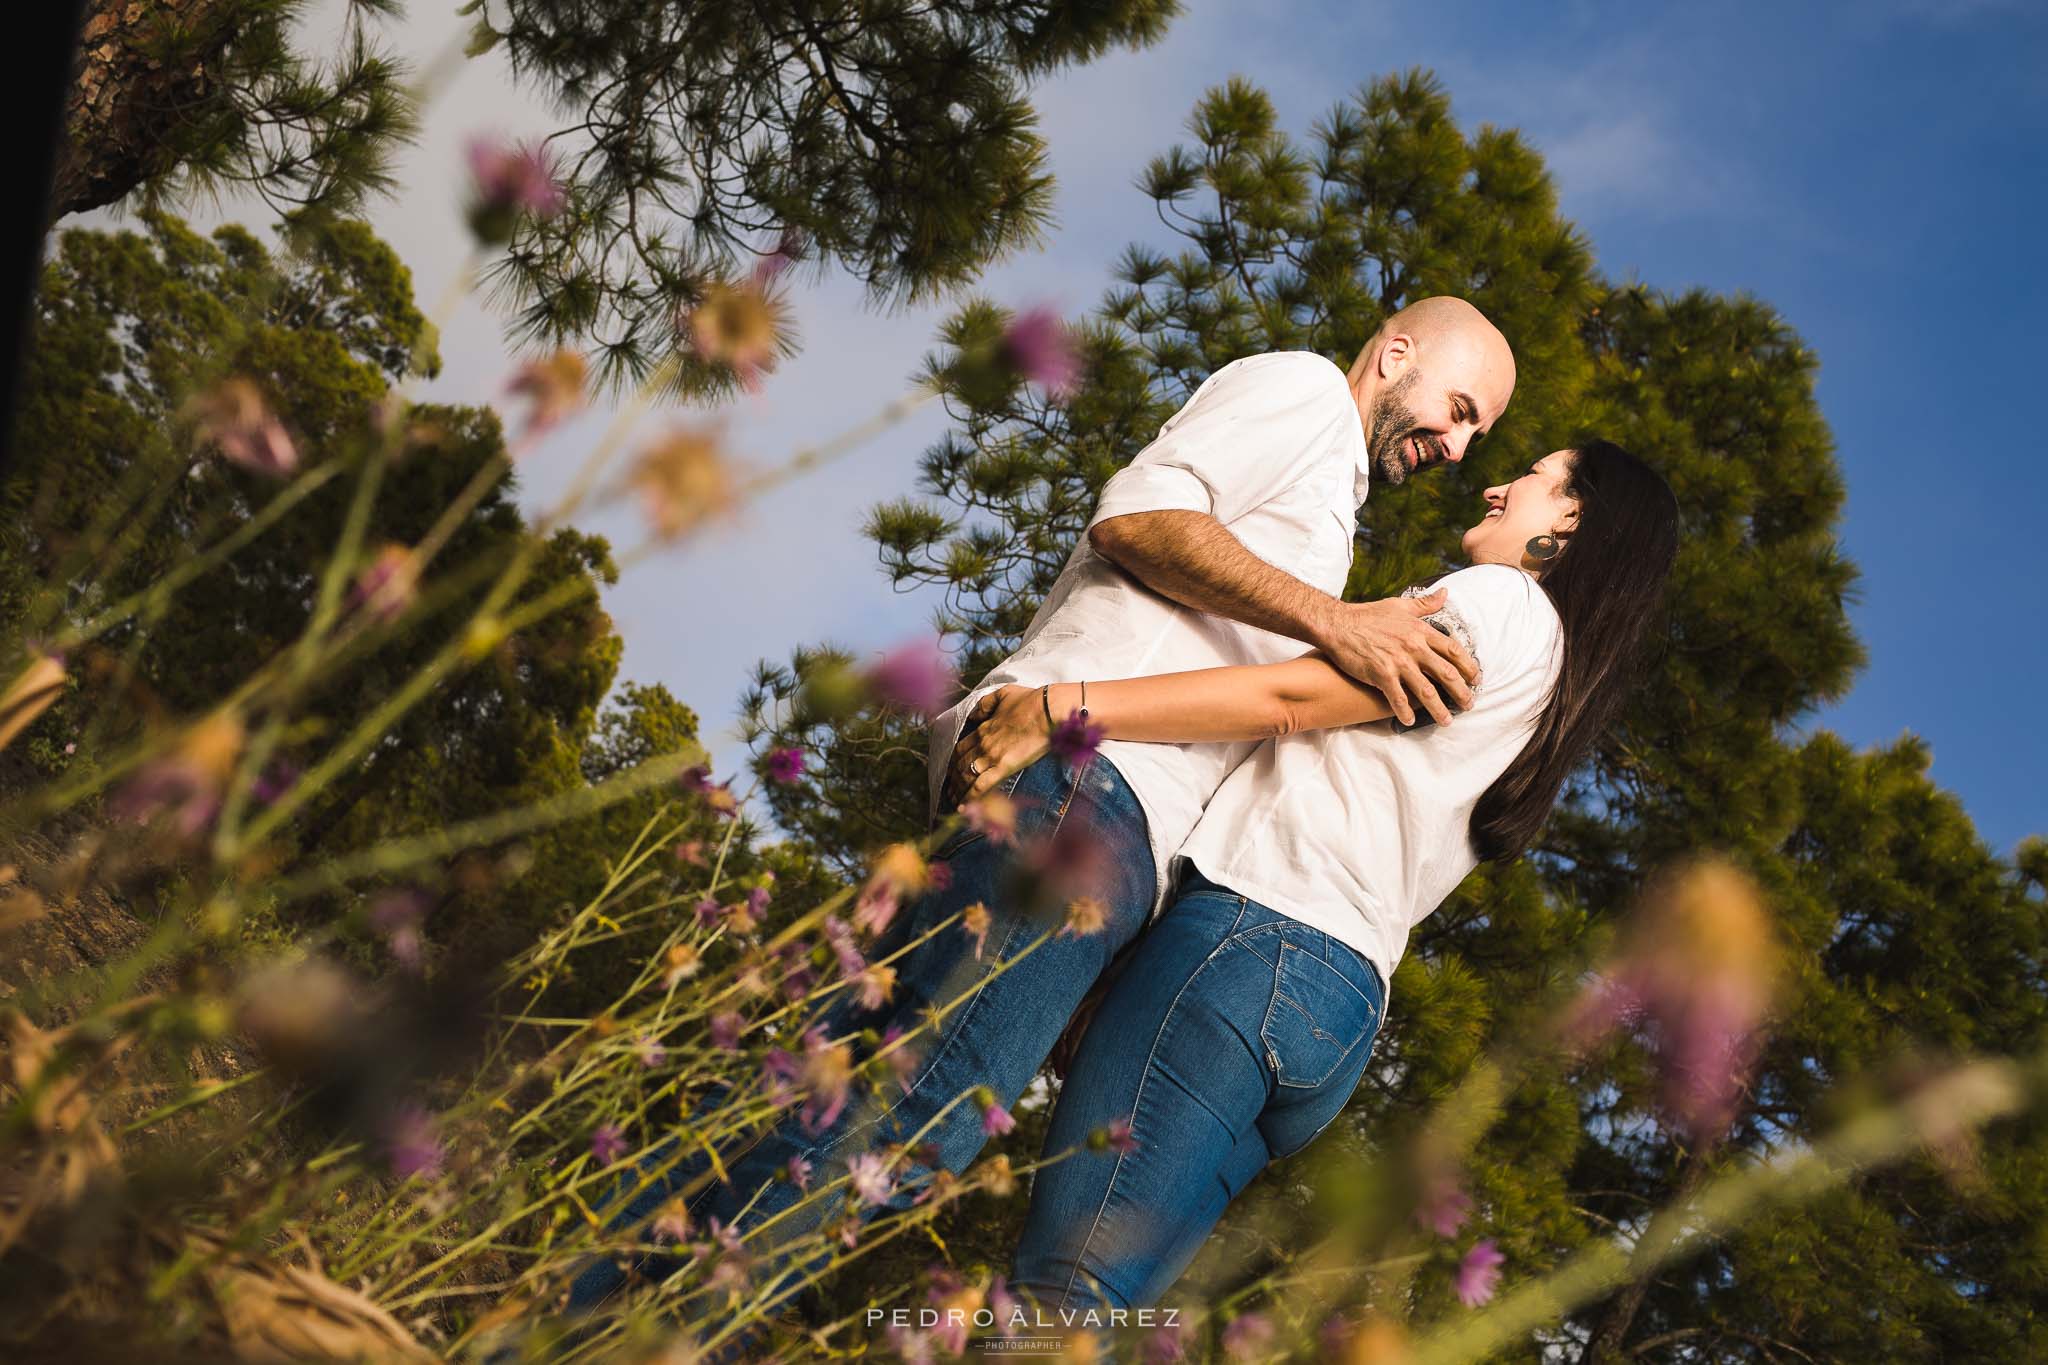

{"left": 1090, "top": 509, "right": 1341, "bottom": 650}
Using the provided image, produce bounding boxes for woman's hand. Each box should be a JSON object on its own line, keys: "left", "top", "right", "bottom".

{"left": 948, "top": 685, "right": 1051, "bottom": 803}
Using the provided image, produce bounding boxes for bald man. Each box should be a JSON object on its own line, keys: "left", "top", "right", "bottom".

{"left": 569, "top": 299, "right": 1517, "bottom": 1331}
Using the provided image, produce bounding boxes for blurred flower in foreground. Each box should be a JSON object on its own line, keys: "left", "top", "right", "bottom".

{"left": 1561, "top": 857, "right": 1782, "bottom": 1141}
{"left": 1414, "top": 1164, "right": 1474, "bottom": 1238}
{"left": 1049, "top": 709, "right": 1105, "bottom": 766}
{"left": 111, "top": 712, "right": 245, "bottom": 840}
{"left": 465, "top": 136, "right": 565, "bottom": 244}
{"left": 927, "top": 1271, "right": 985, "bottom": 1355}
{"left": 1062, "top": 896, "right": 1108, "bottom": 937}
{"left": 0, "top": 651, "right": 66, "bottom": 754}
{"left": 1221, "top": 1312, "right": 1274, "bottom": 1360}
{"left": 184, "top": 377, "right": 297, "bottom": 477}
{"left": 1454, "top": 1240, "right": 1505, "bottom": 1307}
{"left": 1320, "top": 1311, "right": 1413, "bottom": 1363}
{"left": 764, "top": 746, "right": 805, "bottom": 784}
{"left": 681, "top": 278, "right": 783, "bottom": 392}
{"left": 627, "top": 427, "right": 738, "bottom": 540}
{"left": 849, "top": 1152, "right": 895, "bottom": 1207}
{"left": 962, "top": 793, "right": 1018, "bottom": 845}
{"left": 367, "top": 889, "right": 430, "bottom": 972}
{"left": 751, "top": 227, "right": 806, "bottom": 287}
{"left": 348, "top": 544, "right": 419, "bottom": 624}
{"left": 854, "top": 843, "right": 930, "bottom": 938}
{"left": 504, "top": 349, "right": 588, "bottom": 436}
{"left": 590, "top": 1123, "right": 629, "bottom": 1166}
{"left": 960, "top": 901, "right": 992, "bottom": 958}
{"left": 866, "top": 637, "right": 958, "bottom": 719}
{"left": 1141, "top": 1320, "right": 1196, "bottom": 1363}
{"left": 661, "top": 943, "right": 701, "bottom": 988}
{"left": 383, "top": 1105, "right": 444, "bottom": 1180}
{"left": 996, "top": 306, "right": 1083, "bottom": 400}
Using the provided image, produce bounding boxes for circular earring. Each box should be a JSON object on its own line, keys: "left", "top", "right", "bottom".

{"left": 1524, "top": 534, "right": 1561, "bottom": 563}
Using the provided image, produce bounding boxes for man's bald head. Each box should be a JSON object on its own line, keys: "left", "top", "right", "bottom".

{"left": 1346, "top": 295, "right": 1516, "bottom": 486}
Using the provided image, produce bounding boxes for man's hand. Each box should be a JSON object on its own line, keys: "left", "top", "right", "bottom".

{"left": 1315, "top": 588, "right": 1479, "bottom": 727}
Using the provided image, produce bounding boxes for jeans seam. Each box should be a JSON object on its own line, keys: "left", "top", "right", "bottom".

{"left": 1053, "top": 910, "right": 1247, "bottom": 1309}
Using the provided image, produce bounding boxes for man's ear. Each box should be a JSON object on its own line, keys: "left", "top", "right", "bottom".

{"left": 1377, "top": 332, "right": 1415, "bottom": 380}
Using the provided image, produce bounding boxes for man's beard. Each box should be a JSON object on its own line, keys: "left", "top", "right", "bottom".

{"left": 1365, "top": 368, "right": 1443, "bottom": 486}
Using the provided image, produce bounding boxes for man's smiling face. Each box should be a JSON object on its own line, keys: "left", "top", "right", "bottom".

{"left": 1356, "top": 303, "right": 1517, "bottom": 487}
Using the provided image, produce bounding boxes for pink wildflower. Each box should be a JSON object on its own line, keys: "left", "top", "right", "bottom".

{"left": 1416, "top": 1172, "right": 1474, "bottom": 1239}
{"left": 988, "top": 1275, "right": 1023, "bottom": 1338}
{"left": 383, "top": 1105, "right": 443, "bottom": 1180}
{"left": 865, "top": 637, "right": 957, "bottom": 719}
{"left": 855, "top": 964, "right": 897, "bottom": 1010}
{"left": 465, "top": 136, "right": 565, "bottom": 243}
{"left": 185, "top": 378, "right": 297, "bottom": 477}
{"left": 981, "top": 1100, "right": 1016, "bottom": 1138}
{"left": 961, "top": 901, "right": 992, "bottom": 959}
{"left": 962, "top": 793, "right": 1019, "bottom": 845}
{"left": 1048, "top": 709, "right": 1105, "bottom": 766}
{"left": 880, "top": 1024, "right": 920, "bottom": 1092}
{"left": 824, "top": 915, "right": 866, "bottom": 977}
{"left": 1221, "top": 1312, "right": 1274, "bottom": 1360}
{"left": 709, "top": 1010, "right": 745, "bottom": 1051}
{"left": 1455, "top": 1240, "right": 1505, "bottom": 1307}
{"left": 765, "top": 746, "right": 805, "bottom": 784}
{"left": 504, "top": 350, "right": 587, "bottom": 435}
{"left": 996, "top": 307, "right": 1083, "bottom": 400}
{"left": 111, "top": 713, "right": 243, "bottom": 840}
{"left": 652, "top": 1199, "right": 690, "bottom": 1244}
{"left": 848, "top": 1152, "right": 895, "bottom": 1207}
{"left": 590, "top": 1123, "right": 629, "bottom": 1166}
{"left": 799, "top": 1029, "right": 855, "bottom": 1133}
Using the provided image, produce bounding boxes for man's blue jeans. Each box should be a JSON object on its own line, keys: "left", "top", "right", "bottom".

{"left": 1011, "top": 867, "right": 1386, "bottom": 1312}
{"left": 570, "top": 748, "right": 1156, "bottom": 1315}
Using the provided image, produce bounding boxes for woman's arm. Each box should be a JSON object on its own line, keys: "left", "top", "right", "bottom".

{"left": 947, "top": 654, "right": 1396, "bottom": 803}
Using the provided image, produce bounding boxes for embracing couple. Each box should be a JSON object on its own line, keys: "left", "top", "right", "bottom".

{"left": 575, "top": 296, "right": 1679, "bottom": 1336}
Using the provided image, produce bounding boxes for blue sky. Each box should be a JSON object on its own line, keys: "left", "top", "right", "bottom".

{"left": 116, "top": 0, "right": 2047, "bottom": 857}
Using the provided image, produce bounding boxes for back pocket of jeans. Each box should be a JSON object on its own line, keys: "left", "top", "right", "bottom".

{"left": 1260, "top": 941, "right": 1374, "bottom": 1090}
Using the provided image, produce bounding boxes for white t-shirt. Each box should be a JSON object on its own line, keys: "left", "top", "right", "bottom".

{"left": 926, "top": 350, "right": 1369, "bottom": 914}
{"left": 1177, "top": 563, "right": 1565, "bottom": 1010}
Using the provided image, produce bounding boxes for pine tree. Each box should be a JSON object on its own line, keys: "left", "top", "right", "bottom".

{"left": 51, "top": 0, "right": 416, "bottom": 230}
{"left": 3, "top": 212, "right": 621, "bottom": 954}
{"left": 760, "top": 70, "right": 2048, "bottom": 1355}
{"left": 464, "top": 0, "right": 1180, "bottom": 396}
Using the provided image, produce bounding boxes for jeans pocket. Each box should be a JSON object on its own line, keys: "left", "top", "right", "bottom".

{"left": 1259, "top": 941, "right": 1376, "bottom": 1090}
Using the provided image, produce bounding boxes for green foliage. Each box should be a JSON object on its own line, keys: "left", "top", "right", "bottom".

{"left": 465, "top": 0, "right": 1180, "bottom": 398}
{"left": 3, "top": 212, "right": 658, "bottom": 970}
{"left": 54, "top": 0, "right": 416, "bottom": 228}
{"left": 755, "top": 69, "right": 2048, "bottom": 1355}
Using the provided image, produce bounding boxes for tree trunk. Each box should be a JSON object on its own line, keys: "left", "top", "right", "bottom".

{"left": 1581, "top": 1148, "right": 1715, "bottom": 1364}
{"left": 48, "top": 0, "right": 238, "bottom": 229}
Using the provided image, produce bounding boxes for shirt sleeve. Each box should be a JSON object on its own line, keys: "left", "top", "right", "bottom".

{"left": 1087, "top": 351, "right": 1352, "bottom": 529}
{"left": 1392, "top": 565, "right": 1557, "bottom": 730}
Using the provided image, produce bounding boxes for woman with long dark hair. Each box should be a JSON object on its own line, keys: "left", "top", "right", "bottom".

{"left": 950, "top": 439, "right": 1680, "bottom": 1313}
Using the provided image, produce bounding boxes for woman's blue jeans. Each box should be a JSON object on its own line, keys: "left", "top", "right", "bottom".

{"left": 1012, "top": 868, "right": 1386, "bottom": 1312}
{"left": 569, "top": 748, "right": 1156, "bottom": 1317}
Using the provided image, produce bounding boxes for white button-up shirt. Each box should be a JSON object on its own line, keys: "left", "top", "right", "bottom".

{"left": 926, "top": 350, "right": 1369, "bottom": 913}
{"left": 1177, "top": 563, "right": 1565, "bottom": 1010}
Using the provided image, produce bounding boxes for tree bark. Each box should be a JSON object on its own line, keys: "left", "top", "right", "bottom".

{"left": 1581, "top": 1148, "right": 1714, "bottom": 1364}
{"left": 48, "top": 0, "right": 239, "bottom": 229}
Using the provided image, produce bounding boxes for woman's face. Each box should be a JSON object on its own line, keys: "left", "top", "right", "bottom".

{"left": 1462, "top": 448, "right": 1582, "bottom": 568}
